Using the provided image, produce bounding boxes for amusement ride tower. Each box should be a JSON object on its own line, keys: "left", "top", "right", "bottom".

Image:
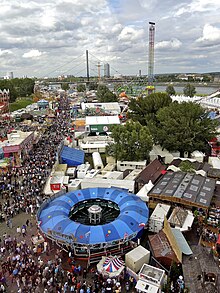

{"left": 147, "top": 22, "right": 155, "bottom": 94}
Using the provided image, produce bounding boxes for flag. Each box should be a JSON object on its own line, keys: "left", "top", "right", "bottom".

{"left": 85, "top": 231, "right": 91, "bottom": 238}
{"left": 139, "top": 223, "right": 145, "bottom": 227}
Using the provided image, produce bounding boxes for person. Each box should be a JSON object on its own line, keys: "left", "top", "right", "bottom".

{"left": 83, "top": 267, "right": 87, "bottom": 279}
{"left": 0, "top": 283, "right": 6, "bottom": 292}
{"left": 63, "top": 282, "right": 68, "bottom": 293}
{"left": 21, "top": 226, "right": 26, "bottom": 237}
{"left": 8, "top": 218, "right": 12, "bottom": 229}
{"left": 125, "top": 281, "right": 130, "bottom": 292}
{"left": 129, "top": 276, "right": 134, "bottom": 289}
{"left": 16, "top": 226, "right": 21, "bottom": 235}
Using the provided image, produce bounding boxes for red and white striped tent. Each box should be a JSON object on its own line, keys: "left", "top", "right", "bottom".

{"left": 97, "top": 256, "right": 125, "bottom": 278}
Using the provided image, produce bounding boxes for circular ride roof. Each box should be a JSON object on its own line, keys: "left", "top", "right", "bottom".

{"left": 38, "top": 188, "right": 149, "bottom": 245}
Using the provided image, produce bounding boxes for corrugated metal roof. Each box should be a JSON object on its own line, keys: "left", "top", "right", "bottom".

{"left": 60, "top": 146, "right": 84, "bottom": 166}
{"left": 149, "top": 171, "right": 215, "bottom": 208}
{"left": 171, "top": 228, "right": 193, "bottom": 255}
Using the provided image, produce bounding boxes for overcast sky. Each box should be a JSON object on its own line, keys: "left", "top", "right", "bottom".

{"left": 1, "top": 0, "right": 220, "bottom": 78}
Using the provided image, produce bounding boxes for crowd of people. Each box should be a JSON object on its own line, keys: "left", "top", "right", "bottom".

{"left": 201, "top": 228, "right": 218, "bottom": 244}
{"left": 0, "top": 97, "right": 71, "bottom": 226}
{"left": 0, "top": 230, "right": 134, "bottom": 293}
{"left": 0, "top": 96, "right": 138, "bottom": 292}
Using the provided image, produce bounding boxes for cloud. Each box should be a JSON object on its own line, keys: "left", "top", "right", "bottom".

{"left": 155, "top": 38, "right": 182, "bottom": 50}
{"left": 40, "top": 9, "right": 56, "bottom": 28}
{"left": 22, "top": 49, "right": 44, "bottom": 58}
{"left": 1, "top": 0, "right": 220, "bottom": 76}
{"left": 175, "top": 0, "right": 220, "bottom": 16}
{"left": 0, "top": 49, "right": 12, "bottom": 56}
{"left": 118, "top": 27, "right": 144, "bottom": 42}
{"left": 196, "top": 24, "right": 220, "bottom": 43}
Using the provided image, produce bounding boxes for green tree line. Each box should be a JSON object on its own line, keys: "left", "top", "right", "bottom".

{"left": 108, "top": 92, "right": 218, "bottom": 160}
{"left": 0, "top": 78, "right": 35, "bottom": 102}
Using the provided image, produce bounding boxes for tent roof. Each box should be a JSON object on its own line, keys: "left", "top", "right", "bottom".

{"left": 171, "top": 228, "right": 193, "bottom": 255}
{"left": 135, "top": 159, "right": 166, "bottom": 185}
{"left": 103, "top": 256, "right": 124, "bottom": 272}
{"left": 86, "top": 115, "right": 120, "bottom": 125}
{"left": 60, "top": 146, "right": 84, "bottom": 166}
{"left": 38, "top": 187, "right": 149, "bottom": 245}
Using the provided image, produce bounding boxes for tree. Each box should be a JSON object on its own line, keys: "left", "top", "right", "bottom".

{"left": 13, "top": 78, "right": 35, "bottom": 97}
{"left": 179, "top": 161, "right": 195, "bottom": 173}
{"left": 106, "top": 121, "right": 153, "bottom": 161}
{"left": 77, "top": 84, "right": 86, "bottom": 92}
{"left": 33, "top": 91, "right": 43, "bottom": 102}
{"left": 114, "top": 83, "right": 123, "bottom": 93}
{"left": 183, "top": 83, "right": 196, "bottom": 97}
{"left": 88, "top": 82, "right": 98, "bottom": 91}
{"left": 166, "top": 84, "right": 176, "bottom": 96}
{"left": 61, "top": 83, "right": 70, "bottom": 91}
{"left": 155, "top": 101, "right": 218, "bottom": 157}
{"left": 96, "top": 84, "right": 118, "bottom": 102}
{"left": 128, "top": 92, "right": 172, "bottom": 127}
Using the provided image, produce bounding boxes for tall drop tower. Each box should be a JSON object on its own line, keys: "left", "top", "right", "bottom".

{"left": 147, "top": 22, "right": 155, "bottom": 94}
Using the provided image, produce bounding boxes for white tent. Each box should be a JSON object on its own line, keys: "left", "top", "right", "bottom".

{"left": 136, "top": 180, "right": 154, "bottom": 202}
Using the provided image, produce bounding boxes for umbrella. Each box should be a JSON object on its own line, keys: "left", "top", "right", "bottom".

{"left": 97, "top": 256, "right": 125, "bottom": 278}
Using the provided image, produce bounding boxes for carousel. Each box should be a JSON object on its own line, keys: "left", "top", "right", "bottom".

{"left": 37, "top": 187, "right": 149, "bottom": 261}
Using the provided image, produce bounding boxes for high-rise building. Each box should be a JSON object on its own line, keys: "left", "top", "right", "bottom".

{"left": 104, "top": 63, "right": 110, "bottom": 78}
{"left": 4, "top": 72, "right": 13, "bottom": 80}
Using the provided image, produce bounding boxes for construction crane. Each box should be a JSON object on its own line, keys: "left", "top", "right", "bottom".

{"left": 147, "top": 22, "right": 155, "bottom": 95}
{"left": 96, "top": 62, "right": 101, "bottom": 83}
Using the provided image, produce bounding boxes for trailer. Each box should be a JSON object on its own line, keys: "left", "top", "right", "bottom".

{"left": 92, "top": 152, "right": 104, "bottom": 170}
{"left": 148, "top": 203, "right": 171, "bottom": 233}
{"left": 117, "top": 160, "right": 146, "bottom": 172}
{"left": 125, "top": 245, "right": 150, "bottom": 273}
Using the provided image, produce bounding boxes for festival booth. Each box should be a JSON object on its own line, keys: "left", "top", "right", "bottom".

{"left": 97, "top": 256, "right": 125, "bottom": 278}
{"left": 2, "top": 131, "right": 34, "bottom": 167}
{"left": 37, "top": 99, "right": 49, "bottom": 109}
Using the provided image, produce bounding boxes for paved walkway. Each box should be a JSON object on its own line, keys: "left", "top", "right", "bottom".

{"left": 182, "top": 245, "right": 220, "bottom": 293}
{"left": 0, "top": 213, "right": 34, "bottom": 240}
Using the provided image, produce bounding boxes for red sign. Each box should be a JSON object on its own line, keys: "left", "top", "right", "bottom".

{"left": 50, "top": 183, "right": 61, "bottom": 191}
{"left": 3, "top": 145, "right": 20, "bottom": 153}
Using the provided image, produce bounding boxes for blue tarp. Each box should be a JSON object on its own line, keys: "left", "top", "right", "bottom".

{"left": 60, "top": 146, "right": 84, "bottom": 166}
{"left": 38, "top": 188, "right": 149, "bottom": 245}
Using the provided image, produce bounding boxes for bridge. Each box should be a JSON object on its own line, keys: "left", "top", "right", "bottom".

{"left": 199, "top": 89, "right": 220, "bottom": 108}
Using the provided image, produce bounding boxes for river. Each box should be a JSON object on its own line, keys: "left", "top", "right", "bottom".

{"left": 108, "top": 83, "right": 219, "bottom": 96}
{"left": 155, "top": 85, "right": 218, "bottom": 95}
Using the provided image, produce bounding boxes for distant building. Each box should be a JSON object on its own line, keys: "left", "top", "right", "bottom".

{"left": 104, "top": 63, "right": 110, "bottom": 78}
{"left": 4, "top": 72, "right": 13, "bottom": 80}
{"left": 0, "top": 89, "right": 10, "bottom": 114}
{"left": 48, "top": 83, "right": 62, "bottom": 91}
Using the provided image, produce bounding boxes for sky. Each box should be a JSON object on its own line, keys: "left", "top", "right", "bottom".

{"left": 1, "top": 0, "right": 220, "bottom": 78}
